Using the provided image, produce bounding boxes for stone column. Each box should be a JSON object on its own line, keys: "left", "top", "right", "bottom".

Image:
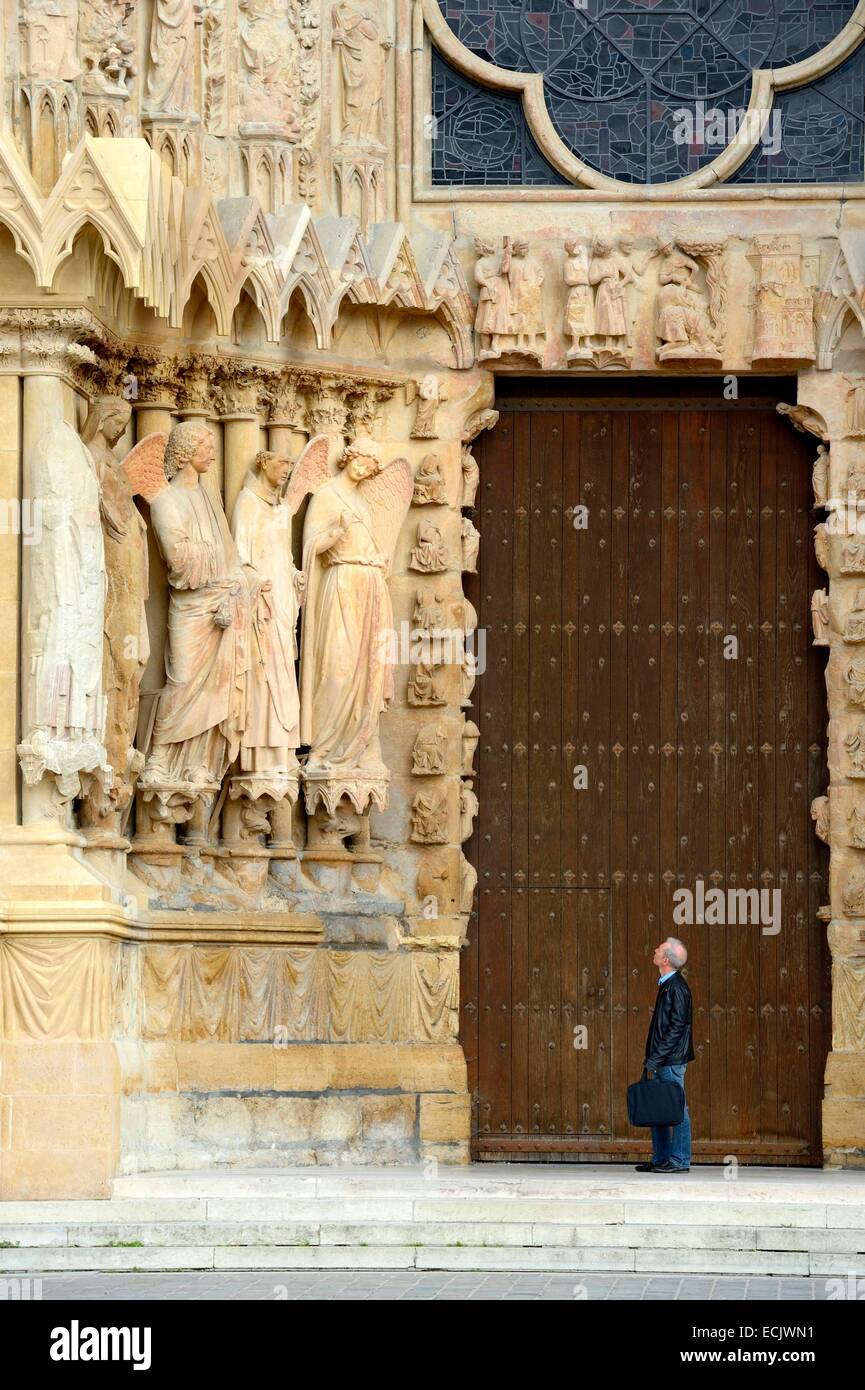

{"left": 219, "top": 365, "right": 265, "bottom": 521}
{"left": 131, "top": 356, "right": 178, "bottom": 442}
{"left": 0, "top": 362, "right": 20, "bottom": 828}
{"left": 266, "top": 373, "right": 307, "bottom": 459}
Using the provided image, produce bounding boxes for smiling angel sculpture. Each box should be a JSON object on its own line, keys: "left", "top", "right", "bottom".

{"left": 299, "top": 436, "right": 413, "bottom": 817}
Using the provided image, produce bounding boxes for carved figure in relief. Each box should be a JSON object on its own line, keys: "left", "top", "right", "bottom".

{"left": 460, "top": 855, "right": 478, "bottom": 913}
{"left": 847, "top": 659, "right": 865, "bottom": 707}
{"left": 811, "top": 794, "right": 830, "bottom": 844}
{"left": 589, "top": 236, "right": 629, "bottom": 357}
{"left": 461, "top": 516, "right": 480, "bottom": 574}
{"left": 459, "top": 779, "right": 478, "bottom": 843}
{"left": 410, "top": 520, "right": 448, "bottom": 573}
{"left": 145, "top": 0, "right": 197, "bottom": 115}
{"left": 300, "top": 438, "right": 412, "bottom": 809}
{"left": 848, "top": 379, "right": 865, "bottom": 439}
{"left": 815, "top": 523, "right": 829, "bottom": 572}
{"left": 20, "top": 0, "right": 81, "bottom": 80}
{"left": 845, "top": 589, "right": 865, "bottom": 644}
{"left": 412, "top": 725, "right": 446, "bottom": 776}
{"left": 850, "top": 805, "right": 865, "bottom": 850}
{"left": 231, "top": 439, "right": 329, "bottom": 787}
{"left": 461, "top": 448, "right": 480, "bottom": 510}
{"left": 413, "top": 589, "right": 446, "bottom": 632}
{"left": 331, "top": 1, "right": 389, "bottom": 145}
{"left": 461, "top": 719, "right": 479, "bottom": 776}
{"left": 842, "top": 542, "right": 865, "bottom": 574}
{"left": 474, "top": 239, "right": 513, "bottom": 362}
{"left": 813, "top": 444, "right": 829, "bottom": 508}
{"left": 845, "top": 724, "right": 865, "bottom": 777}
{"left": 18, "top": 419, "right": 107, "bottom": 797}
{"left": 238, "top": 0, "right": 302, "bottom": 137}
{"left": 811, "top": 588, "right": 830, "bottom": 645}
{"left": 132, "top": 422, "right": 250, "bottom": 801}
{"left": 78, "top": 397, "right": 150, "bottom": 836}
{"left": 508, "top": 240, "right": 546, "bottom": 362}
{"left": 842, "top": 867, "right": 865, "bottom": 916}
{"left": 408, "top": 661, "right": 446, "bottom": 706}
{"left": 411, "top": 789, "right": 448, "bottom": 844}
{"left": 81, "top": 0, "right": 137, "bottom": 95}
{"left": 847, "top": 454, "right": 865, "bottom": 501}
{"left": 408, "top": 376, "right": 445, "bottom": 440}
{"left": 412, "top": 453, "right": 448, "bottom": 505}
{"left": 460, "top": 647, "right": 477, "bottom": 707}
{"left": 563, "top": 239, "right": 594, "bottom": 360}
{"left": 656, "top": 240, "right": 719, "bottom": 362}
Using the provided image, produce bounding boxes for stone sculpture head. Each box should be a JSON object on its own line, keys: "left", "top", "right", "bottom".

{"left": 82, "top": 395, "right": 132, "bottom": 450}
{"left": 474, "top": 237, "right": 495, "bottom": 257}
{"left": 254, "top": 449, "right": 291, "bottom": 491}
{"left": 339, "top": 436, "right": 381, "bottom": 483}
{"left": 592, "top": 236, "right": 613, "bottom": 257}
{"left": 164, "top": 421, "right": 216, "bottom": 481}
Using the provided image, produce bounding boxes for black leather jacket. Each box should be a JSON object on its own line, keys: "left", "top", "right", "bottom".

{"left": 644, "top": 971, "right": 695, "bottom": 1071}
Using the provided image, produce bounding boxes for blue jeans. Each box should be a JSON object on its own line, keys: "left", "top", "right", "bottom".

{"left": 650, "top": 1063, "right": 691, "bottom": 1169}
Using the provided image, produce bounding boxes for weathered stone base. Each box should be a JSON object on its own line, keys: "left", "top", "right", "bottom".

{"left": 119, "top": 1042, "right": 469, "bottom": 1170}
{"left": 823, "top": 1052, "right": 865, "bottom": 1167}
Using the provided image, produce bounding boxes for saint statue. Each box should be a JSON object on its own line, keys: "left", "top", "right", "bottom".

{"left": 331, "top": 1, "right": 390, "bottom": 145}
{"left": 231, "top": 439, "right": 329, "bottom": 786}
{"left": 564, "top": 239, "right": 594, "bottom": 360}
{"left": 78, "top": 397, "right": 150, "bottom": 839}
{"left": 145, "top": 0, "right": 196, "bottom": 115}
{"left": 300, "top": 437, "right": 412, "bottom": 812}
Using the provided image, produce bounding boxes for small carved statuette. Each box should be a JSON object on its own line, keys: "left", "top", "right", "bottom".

{"left": 850, "top": 805, "right": 865, "bottom": 850}
{"left": 845, "top": 724, "right": 865, "bottom": 777}
{"left": 413, "top": 589, "right": 446, "bottom": 632}
{"left": 811, "top": 588, "right": 831, "bottom": 645}
{"left": 460, "top": 855, "right": 478, "bottom": 914}
{"left": 842, "top": 867, "right": 865, "bottom": 916}
{"left": 848, "top": 660, "right": 865, "bottom": 707}
{"left": 408, "top": 661, "right": 447, "bottom": 707}
{"left": 410, "top": 520, "right": 448, "bottom": 573}
{"left": 411, "top": 789, "right": 448, "bottom": 844}
{"left": 461, "top": 449, "right": 480, "bottom": 510}
{"left": 412, "top": 453, "right": 448, "bottom": 505}
{"left": 810, "top": 794, "right": 830, "bottom": 844}
{"left": 461, "top": 516, "right": 480, "bottom": 574}
{"left": 655, "top": 239, "right": 723, "bottom": 365}
{"left": 848, "top": 379, "right": 865, "bottom": 440}
{"left": 813, "top": 445, "right": 830, "bottom": 509}
{"left": 461, "top": 719, "right": 480, "bottom": 776}
{"left": 459, "top": 779, "right": 478, "bottom": 842}
{"left": 412, "top": 725, "right": 446, "bottom": 775}
{"left": 845, "top": 589, "right": 865, "bottom": 644}
{"left": 408, "top": 376, "right": 446, "bottom": 440}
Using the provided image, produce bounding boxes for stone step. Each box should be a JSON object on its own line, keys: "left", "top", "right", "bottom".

{"left": 1, "top": 1244, "right": 858, "bottom": 1275}
{"left": 3, "top": 1220, "right": 864, "bottom": 1252}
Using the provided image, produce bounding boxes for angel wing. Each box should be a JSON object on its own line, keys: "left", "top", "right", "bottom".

{"left": 122, "top": 433, "right": 169, "bottom": 502}
{"left": 360, "top": 457, "right": 413, "bottom": 569}
{"left": 283, "top": 434, "right": 330, "bottom": 515}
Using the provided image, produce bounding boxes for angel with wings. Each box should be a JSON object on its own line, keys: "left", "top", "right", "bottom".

{"left": 122, "top": 420, "right": 250, "bottom": 799}
{"left": 299, "top": 436, "right": 412, "bottom": 804}
{"left": 231, "top": 437, "right": 329, "bottom": 780}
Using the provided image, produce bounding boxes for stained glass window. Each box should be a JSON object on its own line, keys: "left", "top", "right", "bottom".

{"left": 431, "top": 1, "right": 865, "bottom": 186}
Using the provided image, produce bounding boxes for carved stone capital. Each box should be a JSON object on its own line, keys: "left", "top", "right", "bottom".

{"left": 304, "top": 378, "right": 352, "bottom": 437}
{"left": 217, "top": 361, "right": 267, "bottom": 417}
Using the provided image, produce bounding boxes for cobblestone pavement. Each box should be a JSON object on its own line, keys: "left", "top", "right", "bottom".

{"left": 11, "top": 1271, "right": 836, "bottom": 1301}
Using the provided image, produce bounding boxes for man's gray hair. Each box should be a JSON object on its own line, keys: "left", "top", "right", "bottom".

{"left": 665, "top": 937, "right": 688, "bottom": 969}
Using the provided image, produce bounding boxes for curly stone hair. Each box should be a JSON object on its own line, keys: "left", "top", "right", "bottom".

{"left": 164, "top": 420, "right": 213, "bottom": 481}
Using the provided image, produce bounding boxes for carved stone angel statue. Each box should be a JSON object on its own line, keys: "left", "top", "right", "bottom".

{"left": 123, "top": 421, "right": 250, "bottom": 827}
{"left": 231, "top": 437, "right": 329, "bottom": 799}
{"left": 300, "top": 437, "right": 413, "bottom": 817}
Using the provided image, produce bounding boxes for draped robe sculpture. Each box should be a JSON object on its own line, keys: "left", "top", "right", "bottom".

{"left": 229, "top": 439, "right": 329, "bottom": 829}
{"left": 128, "top": 422, "right": 250, "bottom": 827}
{"left": 145, "top": 0, "right": 196, "bottom": 115}
{"left": 300, "top": 437, "right": 412, "bottom": 822}
{"left": 78, "top": 397, "right": 150, "bottom": 841}
{"left": 18, "top": 420, "right": 107, "bottom": 807}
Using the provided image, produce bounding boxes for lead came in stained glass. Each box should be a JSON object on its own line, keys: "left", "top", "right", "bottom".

{"left": 431, "top": 1, "right": 865, "bottom": 186}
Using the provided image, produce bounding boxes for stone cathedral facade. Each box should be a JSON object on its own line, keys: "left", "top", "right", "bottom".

{"left": 1, "top": 1, "right": 865, "bottom": 1197}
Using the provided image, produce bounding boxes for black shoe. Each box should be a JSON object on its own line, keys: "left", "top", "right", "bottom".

{"left": 652, "top": 1160, "right": 690, "bottom": 1173}
{"left": 634, "top": 1163, "right": 655, "bottom": 1171}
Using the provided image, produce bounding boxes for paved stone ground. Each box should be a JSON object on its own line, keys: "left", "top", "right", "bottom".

{"left": 13, "top": 1271, "right": 835, "bottom": 1300}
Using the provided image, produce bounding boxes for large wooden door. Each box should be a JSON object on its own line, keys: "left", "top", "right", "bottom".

{"left": 461, "top": 385, "right": 830, "bottom": 1163}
